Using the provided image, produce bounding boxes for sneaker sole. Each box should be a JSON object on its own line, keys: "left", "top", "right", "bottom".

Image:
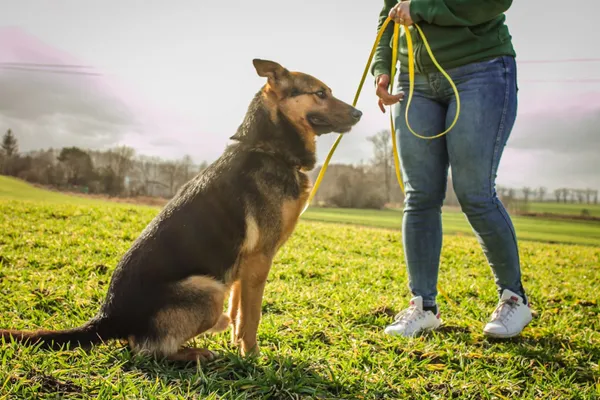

{"left": 483, "top": 330, "right": 523, "bottom": 339}
{"left": 483, "top": 318, "right": 532, "bottom": 339}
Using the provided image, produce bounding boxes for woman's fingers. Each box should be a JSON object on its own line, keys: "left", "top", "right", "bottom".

{"left": 376, "top": 74, "right": 404, "bottom": 112}
{"left": 378, "top": 98, "right": 386, "bottom": 113}
{"left": 388, "top": 1, "right": 413, "bottom": 26}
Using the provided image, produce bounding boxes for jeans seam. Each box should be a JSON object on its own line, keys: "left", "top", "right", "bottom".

{"left": 493, "top": 57, "right": 521, "bottom": 269}
{"left": 489, "top": 58, "right": 508, "bottom": 192}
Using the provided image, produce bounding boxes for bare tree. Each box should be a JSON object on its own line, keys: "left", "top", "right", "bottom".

{"left": 537, "top": 186, "right": 547, "bottom": 202}
{"left": 160, "top": 161, "right": 181, "bottom": 197}
{"left": 368, "top": 130, "right": 394, "bottom": 203}
{"left": 565, "top": 188, "right": 573, "bottom": 203}
{"left": 522, "top": 187, "right": 532, "bottom": 203}
{"left": 585, "top": 188, "right": 593, "bottom": 204}
{"left": 179, "top": 154, "right": 195, "bottom": 183}
{"left": 110, "top": 146, "right": 135, "bottom": 179}
{"left": 557, "top": 188, "right": 569, "bottom": 203}
{"left": 135, "top": 155, "right": 163, "bottom": 195}
{"left": 106, "top": 146, "right": 135, "bottom": 195}
{"left": 328, "top": 164, "right": 386, "bottom": 209}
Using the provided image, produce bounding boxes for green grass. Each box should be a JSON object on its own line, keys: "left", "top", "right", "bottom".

{"left": 4, "top": 175, "right": 599, "bottom": 247}
{"left": 301, "top": 207, "right": 600, "bottom": 247}
{"left": 0, "top": 176, "right": 101, "bottom": 205}
{"left": 0, "top": 175, "right": 158, "bottom": 209}
{"left": 528, "top": 201, "right": 600, "bottom": 218}
{"left": 0, "top": 178, "right": 599, "bottom": 398}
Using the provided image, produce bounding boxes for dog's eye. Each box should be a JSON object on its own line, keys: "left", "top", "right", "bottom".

{"left": 290, "top": 88, "right": 301, "bottom": 97}
{"left": 315, "top": 90, "right": 326, "bottom": 99}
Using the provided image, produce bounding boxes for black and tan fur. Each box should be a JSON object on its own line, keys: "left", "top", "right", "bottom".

{"left": 0, "top": 59, "right": 362, "bottom": 362}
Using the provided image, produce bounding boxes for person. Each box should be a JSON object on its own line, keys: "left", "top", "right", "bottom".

{"left": 371, "top": 0, "right": 533, "bottom": 338}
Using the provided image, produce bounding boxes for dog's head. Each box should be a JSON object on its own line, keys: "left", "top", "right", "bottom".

{"left": 253, "top": 59, "right": 362, "bottom": 136}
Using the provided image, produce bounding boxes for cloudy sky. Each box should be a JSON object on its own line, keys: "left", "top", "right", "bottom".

{"left": 0, "top": 0, "right": 599, "bottom": 191}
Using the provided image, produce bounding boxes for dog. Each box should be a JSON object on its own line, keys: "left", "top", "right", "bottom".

{"left": 0, "top": 59, "right": 362, "bottom": 362}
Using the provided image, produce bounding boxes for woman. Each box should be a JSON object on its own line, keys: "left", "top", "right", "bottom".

{"left": 372, "top": 0, "right": 532, "bottom": 338}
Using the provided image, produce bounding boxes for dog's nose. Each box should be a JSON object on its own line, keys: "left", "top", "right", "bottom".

{"left": 352, "top": 108, "right": 363, "bottom": 120}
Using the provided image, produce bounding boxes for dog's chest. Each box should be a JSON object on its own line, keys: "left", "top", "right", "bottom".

{"left": 277, "top": 172, "right": 311, "bottom": 249}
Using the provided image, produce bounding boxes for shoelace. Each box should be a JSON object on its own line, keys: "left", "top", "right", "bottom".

{"left": 491, "top": 299, "right": 519, "bottom": 323}
{"left": 392, "top": 306, "right": 426, "bottom": 326}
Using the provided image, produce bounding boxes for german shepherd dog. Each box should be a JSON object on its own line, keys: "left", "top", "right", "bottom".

{"left": 0, "top": 59, "right": 362, "bottom": 362}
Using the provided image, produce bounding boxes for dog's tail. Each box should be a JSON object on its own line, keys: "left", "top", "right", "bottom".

{"left": 0, "top": 316, "right": 118, "bottom": 350}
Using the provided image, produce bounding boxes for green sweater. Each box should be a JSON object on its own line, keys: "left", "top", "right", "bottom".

{"left": 371, "top": 0, "right": 516, "bottom": 78}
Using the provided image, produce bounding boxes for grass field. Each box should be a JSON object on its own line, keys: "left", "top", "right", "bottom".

{"left": 1, "top": 176, "right": 599, "bottom": 399}
{"left": 0, "top": 176, "right": 101, "bottom": 205}
{"left": 4, "top": 176, "right": 599, "bottom": 247}
{"left": 302, "top": 207, "right": 600, "bottom": 247}
{"left": 527, "top": 202, "right": 600, "bottom": 218}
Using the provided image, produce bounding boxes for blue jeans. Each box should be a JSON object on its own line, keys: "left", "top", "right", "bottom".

{"left": 393, "top": 55, "right": 527, "bottom": 308}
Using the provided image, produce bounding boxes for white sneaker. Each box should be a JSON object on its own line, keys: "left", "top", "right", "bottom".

{"left": 384, "top": 296, "right": 442, "bottom": 337}
{"left": 483, "top": 289, "right": 532, "bottom": 338}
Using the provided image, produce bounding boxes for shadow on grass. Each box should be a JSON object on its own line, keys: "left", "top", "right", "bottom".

{"left": 7, "top": 370, "right": 83, "bottom": 397}
{"left": 487, "top": 334, "right": 599, "bottom": 380}
{"left": 355, "top": 306, "right": 474, "bottom": 335}
{"left": 120, "top": 348, "right": 345, "bottom": 399}
{"left": 397, "top": 321, "right": 598, "bottom": 387}
{"left": 435, "top": 325, "right": 472, "bottom": 334}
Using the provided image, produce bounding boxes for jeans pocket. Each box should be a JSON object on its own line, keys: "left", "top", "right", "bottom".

{"left": 501, "top": 56, "right": 519, "bottom": 93}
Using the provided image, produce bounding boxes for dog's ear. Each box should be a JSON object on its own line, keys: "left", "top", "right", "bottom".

{"left": 253, "top": 59, "right": 289, "bottom": 82}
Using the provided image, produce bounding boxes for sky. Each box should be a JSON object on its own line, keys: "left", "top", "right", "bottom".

{"left": 0, "top": 0, "right": 599, "bottom": 191}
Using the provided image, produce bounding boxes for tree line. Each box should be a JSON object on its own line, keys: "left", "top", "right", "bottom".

{"left": 0, "top": 129, "right": 207, "bottom": 198}
{"left": 1, "top": 129, "right": 597, "bottom": 208}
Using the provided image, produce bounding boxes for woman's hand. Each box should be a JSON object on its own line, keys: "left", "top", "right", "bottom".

{"left": 389, "top": 1, "right": 413, "bottom": 26}
{"left": 375, "top": 74, "right": 404, "bottom": 113}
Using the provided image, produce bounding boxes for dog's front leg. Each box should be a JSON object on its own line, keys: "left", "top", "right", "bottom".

{"left": 236, "top": 252, "right": 272, "bottom": 356}
{"left": 227, "top": 281, "right": 241, "bottom": 344}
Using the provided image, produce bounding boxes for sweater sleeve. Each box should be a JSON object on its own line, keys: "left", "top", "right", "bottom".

{"left": 371, "top": 0, "right": 397, "bottom": 79}
{"left": 410, "top": 0, "right": 513, "bottom": 26}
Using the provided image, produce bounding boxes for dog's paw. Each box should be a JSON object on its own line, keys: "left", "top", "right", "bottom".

{"left": 240, "top": 342, "right": 260, "bottom": 358}
{"left": 206, "top": 314, "right": 231, "bottom": 334}
{"left": 168, "top": 347, "right": 218, "bottom": 364}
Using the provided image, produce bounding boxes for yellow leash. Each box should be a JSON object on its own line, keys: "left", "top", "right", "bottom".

{"left": 302, "top": 17, "right": 461, "bottom": 213}
{"left": 301, "top": 17, "right": 480, "bottom": 326}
